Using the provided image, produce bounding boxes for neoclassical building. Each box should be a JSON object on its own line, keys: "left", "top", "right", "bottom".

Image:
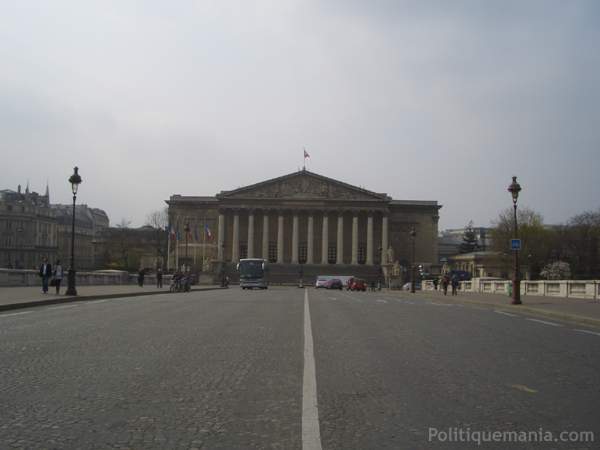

{"left": 167, "top": 170, "right": 441, "bottom": 280}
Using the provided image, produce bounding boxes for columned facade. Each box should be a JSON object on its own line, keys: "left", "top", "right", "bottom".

{"left": 166, "top": 170, "right": 441, "bottom": 272}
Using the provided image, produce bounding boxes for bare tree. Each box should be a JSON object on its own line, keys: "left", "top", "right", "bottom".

{"left": 144, "top": 207, "right": 169, "bottom": 269}
{"left": 561, "top": 209, "right": 600, "bottom": 278}
{"left": 108, "top": 218, "right": 141, "bottom": 270}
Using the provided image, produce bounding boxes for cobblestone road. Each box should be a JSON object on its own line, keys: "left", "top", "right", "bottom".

{"left": 1, "top": 287, "right": 598, "bottom": 449}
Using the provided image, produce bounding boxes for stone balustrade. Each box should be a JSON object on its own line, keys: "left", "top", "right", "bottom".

{"left": 423, "top": 278, "right": 600, "bottom": 299}
{"left": 0, "top": 269, "right": 172, "bottom": 287}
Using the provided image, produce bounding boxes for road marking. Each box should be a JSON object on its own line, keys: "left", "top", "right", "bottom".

{"left": 0, "top": 311, "right": 33, "bottom": 317}
{"left": 526, "top": 319, "right": 563, "bottom": 327}
{"left": 303, "top": 290, "right": 322, "bottom": 450}
{"left": 328, "top": 298, "right": 338, "bottom": 301}
{"left": 426, "top": 302, "right": 443, "bottom": 306}
{"left": 88, "top": 300, "right": 106, "bottom": 304}
{"left": 470, "top": 307, "right": 488, "bottom": 310}
{"left": 494, "top": 311, "right": 517, "bottom": 317}
{"left": 512, "top": 385, "right": 537, "bottom": 393}
{"left": 49, "top": 305, "right": 78, "bottom": 310}
{"left": 574, "top": 329, "right": 600, "bottom": 337}
{"left": 405, "top": 301, "right": 415, "bottom": 304}
{"left": 377, "top": 300, "right": 388, "bottom": 303}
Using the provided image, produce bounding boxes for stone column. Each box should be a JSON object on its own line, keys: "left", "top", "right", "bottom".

{"left": 292, "top": 209, "right": 299, "bottom": 263}
{"left": 262, "top": 209, "right": 270, "bottom": 261}
{"left": 218, "top": 209, "right": 225, "bottom": 261}
{"left": 366, "top": 211, "right": 374, "bottom": 265}
{"left": 232, "top": 209, "right": 240, "bottom": 262}
{"left": 382, "top": 210, "right": 389, "bottom": 264}
{"left": 247, "top": 208, "right": 255, "bottom": 259}
{"left": 336, "top": 210, "right": 344, "bottom": 264}
{"left": 277, "top": 209, "right": 285, "bottom": 263}
{"left": 321, "top": 210, "right": 329, "bottom": 264}
{"left": 307, "top": 209, "right": 314, "bottom": 264}
{"left": 351, "top": 210, "right": 359, "bottom": 265}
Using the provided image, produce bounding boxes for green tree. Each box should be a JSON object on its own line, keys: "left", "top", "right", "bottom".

{"left": 490, "top": 207, "right": 557, "bottom": 279}
{"left": 459, "top": 221, "right": 478, "bottom": 254}
{"left": 561, "top": 209, "right": 600, "bottom": 279}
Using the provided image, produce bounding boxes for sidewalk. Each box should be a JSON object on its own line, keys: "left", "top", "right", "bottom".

{"left": 0, "top": 284, "right": 221, "bottom": 313}
{"left": 387, "top": 288, "right": 600, "bottom": 328}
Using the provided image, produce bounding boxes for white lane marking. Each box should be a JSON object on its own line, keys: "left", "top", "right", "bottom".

{"left": 574, "top": 329, "right": 600, "bottom": 337}
{"left": 426, "top": 302, "right": 443, "bottom": 306}
{"left": 494, "top": 311, "right": 517, "bottom": 317}
{"left": 328, "top": 298, "right": 338, "bottom": 301}
{"left": 526, "top": 319, "right": 563, "bottom": 327}
{"left": 352, "top": 297, "right": 362, "bottom": 302}
{"left": 49, "top": 305, "right": 78, "bottom": 310}
{"left": 303, "top": 290, "right": 322, "bottom": 450}
{"left": 88, "top": 300, "right": 106, "bottom": 304}
{"left": 0, "top": 311, "right": 33, "bottom": 317}
{"left": 405, "top": 301, "right": 415, "bottom": 304}
{"left": 377, "top": 300, "right": 388, "bottom": 303}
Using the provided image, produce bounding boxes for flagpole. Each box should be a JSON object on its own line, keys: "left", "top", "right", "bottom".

{"left": 203, "top": 217, "right": 206, "bottom": 267}
{"left": 303, "top": 147, "right": 306, "bottom": 170}
{"left": 167, "top": 228, "right": 171, "bottom": 272}
{"left": 176, "top": 218, "right": 179, "bottom": 272}
{"left": 194, "top": 218, "right": 197, "bottom": 266}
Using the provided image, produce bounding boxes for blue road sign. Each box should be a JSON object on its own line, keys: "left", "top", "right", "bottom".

{"left": 510, "top": 239, "right": 521, "bottom": 250}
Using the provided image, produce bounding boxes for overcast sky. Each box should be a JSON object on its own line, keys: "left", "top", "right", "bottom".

{"left": 2, "top": 1, "right": 599, "bottom": 231}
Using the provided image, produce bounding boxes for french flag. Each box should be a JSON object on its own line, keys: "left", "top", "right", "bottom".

{"left": 304, "top": 149, "right": 310, "bottom": 158}
{"left": 169, "top": 219, "right": 176, "bottom": 240}
{"left": 205, "top": 223, "right": 211, "bottom": 241}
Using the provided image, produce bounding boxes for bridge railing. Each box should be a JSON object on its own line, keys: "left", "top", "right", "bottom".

{"left": 0, "top": 269, "right": 170, "bottom": 287}
{"left": 423, "top": 278, "right": 599, "bottom": 299}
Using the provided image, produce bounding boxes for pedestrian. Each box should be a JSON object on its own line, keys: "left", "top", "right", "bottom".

{"left": 433, "top": 277, "right": 439, "bottom": 291}
{"left": 39, "top": 258, "right": 52, "bottom": 294}
{"left": 138, "top": 268, "right": 146, "bottom": 287}
{"left": 53, "top": 260, "right": 63, "bottom": 295}
{"left": 156, "top": 268, "right": 163, "bottom": 288}
{"left": 451, "top": 274, "right": 459, "bottom": 296}
{"left": 441, "top": 275, "right": 449, "bottom": 295}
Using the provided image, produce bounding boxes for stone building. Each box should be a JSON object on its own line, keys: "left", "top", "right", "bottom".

{"left": 166, "top": 170, "right": 442, "bottom": 283}
{"left": 0, "top": 184, "right": 59, "bottom": 269}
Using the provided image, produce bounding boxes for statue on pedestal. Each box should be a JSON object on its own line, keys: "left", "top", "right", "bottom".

{"left": 393, "top": 261, "right": 402, "bottom": 276}
{"left": 386, "top": 246, "right": 394, "bottom": 263}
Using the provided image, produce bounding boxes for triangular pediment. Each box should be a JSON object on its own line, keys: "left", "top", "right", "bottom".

{"left": 217, "top": 171, "right": 388, "bottom": 201}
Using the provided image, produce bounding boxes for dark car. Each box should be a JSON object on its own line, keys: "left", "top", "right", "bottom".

{"left": 350, "top": 278, "right": 367, "bottom": 291}
{"left": 328, "top": 279, "right": 344, "bottom": 290}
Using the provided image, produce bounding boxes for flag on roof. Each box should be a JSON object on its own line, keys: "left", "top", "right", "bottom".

{"left": 205, "top": 223, "right": 211, "bottom": 241}
{"left": 304, "top": 149, "right": 310, "bottom": 158}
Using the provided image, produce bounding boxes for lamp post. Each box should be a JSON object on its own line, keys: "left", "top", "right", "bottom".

{"left": 410, "top": 228, "right": 417, "bottom": 293}
{"left": 183, "top": 222, "right": 190, "bottom": 273}
{"left": 220, "top": 241, "right": 226, "bottom": 287}
{"left": 66, "top": 167, "right": 82, "bottom": 296}
{"left": 508, "top": 176, "right": 522, "bottom": 304}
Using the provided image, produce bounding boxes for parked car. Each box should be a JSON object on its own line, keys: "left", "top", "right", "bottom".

{"left": 328, "top": 279, "right": 344, "bottom": 290}
{"left": 316, "top": 280, "right": 328, "bottom": 289}
{"left": 346, "top": 277, "right": 355, "bottom": 290}
{"left": 350, "top": 278, "right": 367, "bottom": 291}
{"left": 403, "top": 282, "right": 422, "bottom": 291}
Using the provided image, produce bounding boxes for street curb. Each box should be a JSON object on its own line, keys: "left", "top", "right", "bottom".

{"left": 0, "top": 286, "right": 224, "bottom": 313}
{"left": 389, "top": 291, "right": 600, "bottom": 329}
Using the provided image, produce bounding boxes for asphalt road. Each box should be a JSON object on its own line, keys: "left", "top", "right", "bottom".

{"left": 0, "top": 287, "right": 598, "bottom": 449}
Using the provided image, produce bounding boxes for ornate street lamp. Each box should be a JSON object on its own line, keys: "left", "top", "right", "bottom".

{"left": 183, "top": 222, "right": 191, "bottom": 273}
{"left": 508, "top": 176, "right": 522, "bottom": 305}
{"left": 66, "top": 167, "right": 82, "bottom": 296}
{"left": 410, "top": 228, "right": 417, "bottom": 293}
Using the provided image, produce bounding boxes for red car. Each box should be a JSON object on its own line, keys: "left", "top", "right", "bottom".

{"left": 350, "top": 278, "right": 366, "bottom": 291}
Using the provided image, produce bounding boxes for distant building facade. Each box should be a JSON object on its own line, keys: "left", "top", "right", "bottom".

{"left": 0, "top": 184, "right": 59, "bottom": 269}
{"left": 166, "top": 170, "right": 442, "bottom": 275}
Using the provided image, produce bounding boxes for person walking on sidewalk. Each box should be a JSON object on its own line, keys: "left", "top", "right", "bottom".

{"left": 156, "top": 269, "right": 163, "bottom": 288}
{"left": 53, "top": 260, "right": 63, "bottom": 295}
{"left": 451, "top": 274, "right": 459, "bottom": 296}
{"left": 138, "top": 268, "right": 146, "bottom": 287}
{"left": 39, "top": 258, "right": 52, "bottom": 294}
{"left": 441, "top": 275, "right": 449, "bottom": 295}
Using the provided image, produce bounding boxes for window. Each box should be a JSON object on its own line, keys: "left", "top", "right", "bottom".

{"left": 240, "top": 245, "right": 248, "bottom": 260}
{"left": 328, "top": 247, "right": 336, "bottom": 264}
{"left": 7, "top": 206, "right": 12, "bottom": 211}
{"left": 358, "top": 247, "right": 366, "bottom": 264}
{"left": 6, "top": 221, "right": 11, "bottom": 229}
{"left": 298, "top": 246, "right": 307, "bottom": 262}
{"left": 5, "top": 236, "right": 11, "bottom": 245}
{"left": 269, "top": 246, "right": 277, "bottom": 263}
